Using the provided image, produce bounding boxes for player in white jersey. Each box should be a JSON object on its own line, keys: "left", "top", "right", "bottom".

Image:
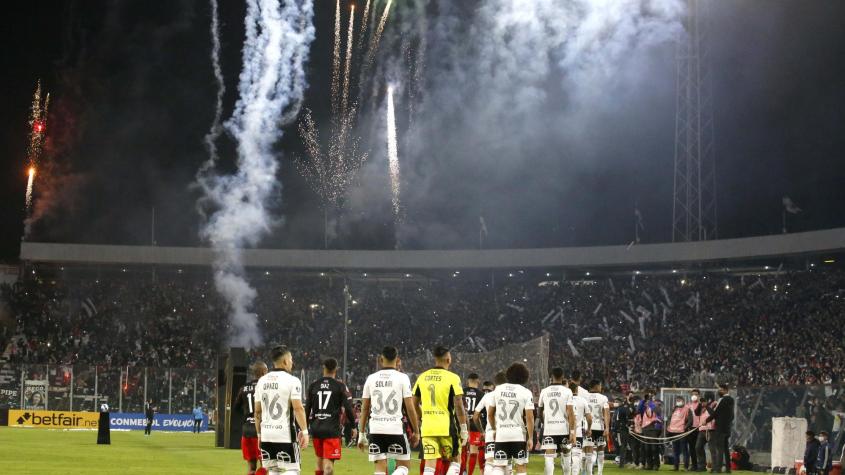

{"left": 488, "top": 363, "right": 535, "bottom": 475}
{"left": 585, "top": 380, "right": 611, "bottom": 475}
{"left": 358, "top": 346, "right": 420, "bottom": 475}
{"left": 254, "top": 346, "right": 309, "bottom": 475}
{"left": 566, "top": 380, "right": 593, "bottom": 475}
{"left": 473, "top": 372, "right": 507, "bottom": 475}
{"left": 537, "top": 368, "right": 576, "bottom": 475}
{"left": 569, "top": 370, "right": 593, "bottom": 475}
{"left": 472, "top": 371, "right": 508, "bottom": 475}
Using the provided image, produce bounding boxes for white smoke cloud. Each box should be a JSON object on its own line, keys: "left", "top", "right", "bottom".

{"left": 348, "top": 0, "right": 685, "bottom": 248}
{"left": 199, "top": 0, "right": 315, "bottom": 347}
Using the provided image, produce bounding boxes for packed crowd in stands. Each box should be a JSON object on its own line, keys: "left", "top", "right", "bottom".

{"left": 1, "top": 266, "right": 844, "bottom": 393}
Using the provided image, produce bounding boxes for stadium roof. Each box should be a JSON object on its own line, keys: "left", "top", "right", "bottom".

{"left": 18, "top": 227, "right": 845, "bottom": 270}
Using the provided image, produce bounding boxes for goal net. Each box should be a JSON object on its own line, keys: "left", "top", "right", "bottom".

{"left": 402, "top": 334, "right": 550, "bottom": 394}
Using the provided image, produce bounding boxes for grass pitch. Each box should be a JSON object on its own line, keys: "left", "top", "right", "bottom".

{"left": 0, "top": 427, "right": 744, "bottom": 474}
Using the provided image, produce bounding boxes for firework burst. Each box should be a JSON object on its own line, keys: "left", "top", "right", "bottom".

{"left": 25, "top": 81, "right": 49, "bottom": 216}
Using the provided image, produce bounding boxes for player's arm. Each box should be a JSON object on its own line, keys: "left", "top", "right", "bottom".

{"left": 413, "top": 383, "right": 423, "bottom": 430}
{"left": 341, "top": 385, "right": 357, "bottom": 434}
{"left": 525, "top": 405, "right": 535, "bottom": 452}
{"left": 566, "top": 403, "right": 577, "bottom": 443}
{"left": 472, "top": 405, "right": 483, "bottom": 429}
{"left": 403, "top": 396, "right": 420, "bottom": 445}
{"left": 603, "top": 403, "right": 611, "bottom": 438}
{"left": 292, "top": 398, "right": 309, "bottom": 448}
{"left": 357, "top": 397, "right": 371, "bottom": 450}
{"left": 586, "top": 410, "right": 593, "bottom": 429}
{"left": 254, "top": 393, "right": 263, "bottom": 438}
{"left": 304, "top": 383, "right": 314, "bottom": 423}
{"left": 488, "top": 396, "right": 497, "bottom": 432}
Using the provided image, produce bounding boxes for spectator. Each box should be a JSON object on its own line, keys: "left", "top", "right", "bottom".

{"left": 817, "top": 431, "right": 832, "bottom": 475}
{"left": 804, "top": 431, "right": 820, "bottom": 475}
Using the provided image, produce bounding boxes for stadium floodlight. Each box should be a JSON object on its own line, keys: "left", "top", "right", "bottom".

{"left": 585, "top": 272, "right": 591, "bottom": 276}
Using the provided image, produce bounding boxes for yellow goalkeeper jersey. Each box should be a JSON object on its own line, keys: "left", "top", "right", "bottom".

{"left": 413, "top": 367, "right": 463, "bottom": 437}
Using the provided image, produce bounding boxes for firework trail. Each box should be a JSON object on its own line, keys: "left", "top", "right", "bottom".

{"left": 331, "top": 0, "right": 342, "bottom": 118}
{"left": 358, "top": 0, "right": 392, "bottom": 87}
{"left": 199, "top": 0, "right": 315, "bottom": 347}
{"left": 357, "top": 0, "right": 372, "bottom": 54}
{"left": 25, "top": 167, "right": 36, "bottom": 214}
{"left": 201, "top": 0, "right": 225, "bottom": 173}
{"left": 341, "top": 4, "right": 355, "bottom": 119}
{"left": 386, "top": 84, "right": 401, "bottom": 220}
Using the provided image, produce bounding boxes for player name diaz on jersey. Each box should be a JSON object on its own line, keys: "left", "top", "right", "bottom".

{"left": 490, "top": 383, "right": 534, "bottom": 442}
{"left": 306, "top": 376, "right": 355, "bottom": 439}
{"left": 254, "top": 369, "right": 302, "bottom": 443}
{"left": 362, "top": 369, "right": 413, "bottom": 435}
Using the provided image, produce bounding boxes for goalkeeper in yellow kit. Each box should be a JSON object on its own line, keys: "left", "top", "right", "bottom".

{"left": 413, "top": 346, "right": 469, "bottom": 475}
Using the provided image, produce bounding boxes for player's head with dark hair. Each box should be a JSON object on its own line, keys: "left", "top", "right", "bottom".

{"left": 466, "top": 373, "right": 480, "bottom": 388}
{"left": 433, "top": 346, "right": 451, "bottom": 368}
{"left": 568, "top": 380, "right": 580, "bottom": 394}
{"left": 589, "top": 379, "right": 602, "bottom": 392}
{"left": 251, "top": 361, "right": 268, "bottom": 380}
{"left": 493, "top": 371, "right": 507, "bottom": 386}
{"left": 322, "top": 358, "right": 338, "bottom": 376}
{"left": 505, "top": 363, "right": 530, "bottom": 386}
{"left": 270, "top": 345, "right": 293, "bottom": 370}
{"left": 570, "top": 369, "right": 582, "bottom": 384}
{"left": 482, "top": 381, "right": 494, "bottom": 392}
{"left": 551, "top": 367, "right": 565, "bottom": 383}
{"left": 380, "top": 346, "right": 399, "bottom": 368}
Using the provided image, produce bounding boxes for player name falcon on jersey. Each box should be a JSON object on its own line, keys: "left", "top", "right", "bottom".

{"left": 254, "top": 369, "right": 302, "bottom": 443}
{"left": 235, "top": 379, "right": 260, "bottom": 438}
{"left": 586, "top": 391, "right": 609, "bottom": 431}
{"left": 538, "top": 384, "right": 573, "bottom": 435}
{"left": 362, "top": 369, "right": 413, "bottom": 435}
{"left": 490, "top": 383, "right": 534, "bottom": 442}
{"left": 306, "top": 376, "right": 356, "bottom": 439}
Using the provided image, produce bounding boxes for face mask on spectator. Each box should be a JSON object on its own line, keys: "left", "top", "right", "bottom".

{"left": 676, "top": 400, "right": 684, "bottom": 407}
{"left": 690, "top": 395, "right": 699, "bottom": 402}
{"left": 819, "top": 436, "right": 827, "bottom": 442}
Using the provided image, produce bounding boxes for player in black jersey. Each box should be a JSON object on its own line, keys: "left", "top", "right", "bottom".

{"left": 306, "top": 358, "right": 356, "bottom": 475}
{"left": 234, "top": 362, "right": 268, "bottom": 475}
{"left": 460, "top": 373, "right": 485, "bottom": 475}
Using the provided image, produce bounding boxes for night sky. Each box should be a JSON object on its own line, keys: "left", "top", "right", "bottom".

{"left": 1, "top": 0, "right": 844, "bottom": 261}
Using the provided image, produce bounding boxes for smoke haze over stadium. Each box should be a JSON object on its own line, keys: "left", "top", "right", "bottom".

{"left": 1, "top": 0, "right": 845, "bottom": 260}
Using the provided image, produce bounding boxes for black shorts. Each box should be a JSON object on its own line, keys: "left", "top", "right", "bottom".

{"left": 369, "top": 433, "right": 411, "bottom": 461}
{"left": 492, "top": 441, "right": 529, "bottom": 466}
{"left": 260, "top": 441, "right": 301, "bottom": 471}
{"left": 540, "top": 434, "right": 571, "bottom": 453}
{"left": 589, "top": 430, "right": 606, "bottom": 446}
